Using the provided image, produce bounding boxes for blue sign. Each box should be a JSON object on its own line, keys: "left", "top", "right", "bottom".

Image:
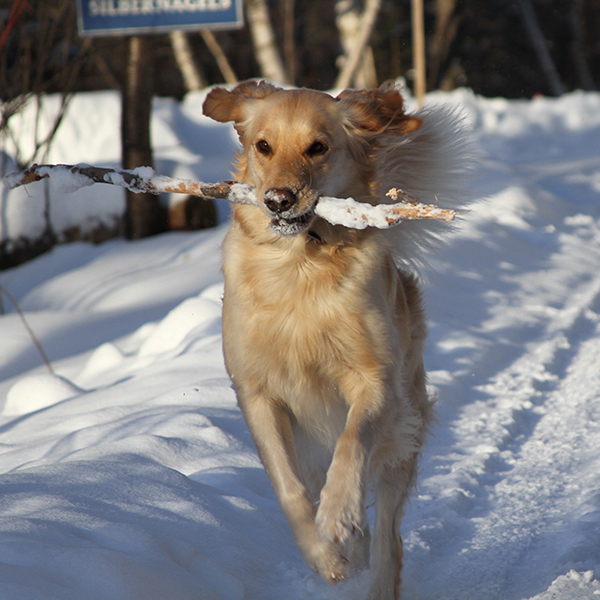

{"left": 76, "top": 0, "right": 243, "bottom": 37}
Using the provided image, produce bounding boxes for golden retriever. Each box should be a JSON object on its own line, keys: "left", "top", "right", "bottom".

{"left": 203, "top": 80, "right": 469, "bottom": 600}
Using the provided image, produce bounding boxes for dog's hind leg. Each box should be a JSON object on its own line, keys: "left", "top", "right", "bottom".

{"left": 367, "top": 459, "right": 417, "bottom": 600}
{"left": 344, "top": 522, "right": 372, "bottom": 575}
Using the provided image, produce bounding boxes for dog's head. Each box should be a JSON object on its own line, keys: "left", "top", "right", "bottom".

{"left": 203, "top": 81, "right": 422, "bottom": 236}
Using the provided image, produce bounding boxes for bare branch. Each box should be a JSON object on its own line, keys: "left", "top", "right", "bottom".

{"left": 0, "top": 284, "right": 54, "bottom": 374}
{"left": 517, "top": 0, "right": 566, "bottom": 97}
{"left": 4, "top": 163, "right": 458, "bottom": 229}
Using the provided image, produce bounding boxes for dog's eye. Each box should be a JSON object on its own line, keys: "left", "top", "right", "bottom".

{"left": 306, "top": 141, "right": 328, "bottom": 157}
{"left": 256, "top": 140, "right": 271, "bottom": 155}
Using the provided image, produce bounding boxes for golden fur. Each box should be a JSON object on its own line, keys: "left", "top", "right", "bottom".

{"left": 203, "top": 81, "right": 468, "bottom": 600}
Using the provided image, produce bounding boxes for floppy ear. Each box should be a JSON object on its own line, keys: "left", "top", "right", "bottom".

{"left": 337, "top": 87, "right": 422, "bottom": 136}
{"left": 202, "top": 80, "right": 281, "bottom": 127}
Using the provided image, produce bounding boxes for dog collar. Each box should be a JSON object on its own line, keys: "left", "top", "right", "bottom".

{"left": 307, "top": 229, "right": 324, "bottom": 244}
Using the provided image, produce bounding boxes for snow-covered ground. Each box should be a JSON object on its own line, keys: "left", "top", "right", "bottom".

{"left": 1, "top": 87, "right": 600, "bottom": 600}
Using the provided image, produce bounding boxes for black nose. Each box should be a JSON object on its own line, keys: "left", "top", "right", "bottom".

{"left": 263, "top": 188, "right": 298, "bottom": 214}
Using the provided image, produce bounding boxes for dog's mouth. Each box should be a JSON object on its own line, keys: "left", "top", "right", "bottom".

{"left": 268, "top": 209, "right": 315, "bottom": 237}
{"left": 261, "top": 187, "right": 319, "bottom": 237}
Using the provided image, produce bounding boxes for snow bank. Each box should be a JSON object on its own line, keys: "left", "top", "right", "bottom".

{"left": 0, "top": 90, "right": 239, "bottom": 244}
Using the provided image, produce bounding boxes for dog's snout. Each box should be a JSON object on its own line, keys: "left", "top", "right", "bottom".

{"left": 264, "top": 188, "right": 298, "bottom": 214}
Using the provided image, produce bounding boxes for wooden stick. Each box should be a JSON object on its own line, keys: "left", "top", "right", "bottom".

{"left": 3, "top": 163, "right": 458, "bottom": 228}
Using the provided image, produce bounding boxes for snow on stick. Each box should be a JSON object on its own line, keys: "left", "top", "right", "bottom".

{"left": 3, "top": 163, "right": 457, "bottom": 229}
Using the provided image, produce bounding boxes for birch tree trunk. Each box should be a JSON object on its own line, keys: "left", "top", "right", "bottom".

{"left": 335, "top": 0, "right": 379, "bottom": 90}
{"left": 244, "top": 0, "right": 288, "bottom": 84}
{"left": 170, "top": 30, "right": 206, "bottom": 92}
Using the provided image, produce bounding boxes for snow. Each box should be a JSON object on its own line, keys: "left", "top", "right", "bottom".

{"left": 314, "top": 194, "right": 455, "bottom": 229}
{"left": 1, "top": 86, "right": 600, "bottom": 600}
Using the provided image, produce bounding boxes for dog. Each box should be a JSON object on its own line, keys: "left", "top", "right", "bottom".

{"left": 203, "top": 80, "right": 469, "bottom": 599}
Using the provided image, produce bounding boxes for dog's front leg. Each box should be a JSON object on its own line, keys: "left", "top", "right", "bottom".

{"left": 316, "top": 399, "right": 374, "bottom": 547}
{"left": 238, "top": 391, "right": 349, "bottom": 583}
{"left": 315, "top": 360, "right": 387, "bottom": 547}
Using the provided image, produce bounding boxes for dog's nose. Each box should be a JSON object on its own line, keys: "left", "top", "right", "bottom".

{"left": 263, "top": 188, "right": 298, "bottom": 214}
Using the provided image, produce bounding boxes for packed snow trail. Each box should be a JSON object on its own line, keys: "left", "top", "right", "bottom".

{"left": 0, "top": 89, "right": 600, "bottom": 599}
{"left": 404, "top": 215, "right": 600, "bottom": 599}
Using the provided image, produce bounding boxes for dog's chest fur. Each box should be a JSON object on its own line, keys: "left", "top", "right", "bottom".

{"left": 221, "top": 208, "right": 396, "bottom": 433}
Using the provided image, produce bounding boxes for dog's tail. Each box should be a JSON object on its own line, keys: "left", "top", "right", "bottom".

{"left": 376, "top": 102, "right": 476, "bottom": 269}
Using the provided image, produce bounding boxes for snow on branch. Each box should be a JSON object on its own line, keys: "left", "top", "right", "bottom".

{"left": 3, "top": 163, "right": 458, "bottom": 229}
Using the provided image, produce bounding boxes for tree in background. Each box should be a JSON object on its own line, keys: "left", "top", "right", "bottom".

{"left": 1, "top": 0, "right": 599, "bottom": 265}
{"left": 0, "top": 0, "right": 91, "bottom": 168}
{"left": 1, "top": 0, "right": 599, "bottom": 102}
{"left": 0, "top": 0, "right": 92, "bottom": 267}
{"left": 426, "top": 0, "right": 598, "bottom": 97}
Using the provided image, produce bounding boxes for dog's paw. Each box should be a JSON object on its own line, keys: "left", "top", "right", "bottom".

{"left": 304, "top": 538, "right": 349, "bottom": 584}
{"left": 315, "top": 485, "right": 367, "bottom": 545}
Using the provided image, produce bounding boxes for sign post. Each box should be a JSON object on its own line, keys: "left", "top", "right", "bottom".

{"left": 75, "top": 0, "right": 243, "bottom": 239}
